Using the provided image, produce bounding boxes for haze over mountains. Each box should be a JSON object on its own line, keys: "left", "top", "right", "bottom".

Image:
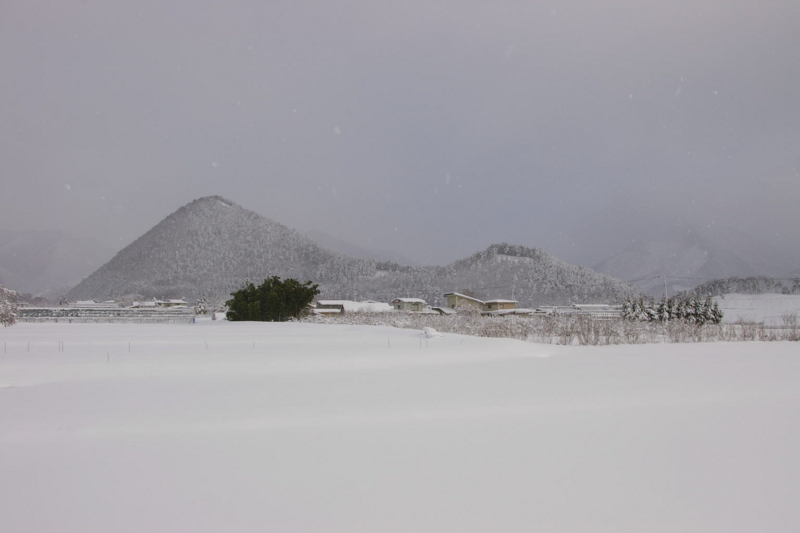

{"left": 0, "top": 231, "right": 115, "bottom": 297}
{"left": 304, "top": 230, "right": 421, "bottom": 266}
{"left": 67, "top": 196, "right": 641, "bottom": 307}
{"left": 594, "top": 225, "right": 800, "bottom": 297}
{"left": 6, "top": 197, "right": 797, "bottom": 305}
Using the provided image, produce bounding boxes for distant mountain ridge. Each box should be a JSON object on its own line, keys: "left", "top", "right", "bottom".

{"left": 594, "top": 225, "right": 796, "bottom": 297}
{"left": 68, "top": 196, "right": 642, "bottom": 306}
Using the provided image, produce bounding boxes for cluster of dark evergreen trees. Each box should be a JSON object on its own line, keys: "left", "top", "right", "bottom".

{"left": 622, "top": 296, "right": 723, "bottom": 325}
{"left": 226, "top": 277, "right": 319, "bottom": 322}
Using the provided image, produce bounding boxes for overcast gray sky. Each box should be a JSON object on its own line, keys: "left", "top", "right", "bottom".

{"left": 2, "top": 0, "right": 798, "bottom": 266}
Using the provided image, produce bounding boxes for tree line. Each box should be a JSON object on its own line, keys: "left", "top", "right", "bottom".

{"left": 622, "top": 295, "right": 723, "bottom": 325}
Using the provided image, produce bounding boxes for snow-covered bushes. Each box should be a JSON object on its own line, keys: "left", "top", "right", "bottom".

{"left": 783, "top": 313, "right": 800, "bottom": 342}
{"left": 0, "top": 284, "right": 18, "bottom": 327}
{"left": 622, "top": 296, "right": 723, "bottom": 325}
{"left": 302, "top": 310, "right": 799, "bottom": 345}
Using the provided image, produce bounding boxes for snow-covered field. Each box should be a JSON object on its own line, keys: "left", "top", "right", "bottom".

{"left": 715, "top": 293, "right": 800, "bottom": 325}
{"left": 1, "top": 321, "right": 799, "bottom": 532}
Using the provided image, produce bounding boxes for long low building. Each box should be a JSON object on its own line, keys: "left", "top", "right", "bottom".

{"left": 535, "top": 304, "right": 623, "bottom": 319}
{"left": 17, "top": 306, "right": 196, "bottom": 324}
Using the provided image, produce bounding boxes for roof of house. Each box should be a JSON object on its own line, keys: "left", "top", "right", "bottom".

{"left": 317, "top": 300, "right": 393, "bottom": 312}
{"left": 392, "top": 298, "right": 426, "bottom": 304}
{"left": 443, "top": 292, "right": 485, "bottom": 304}
{"left": 312, "top": 308, "right": 342, "bottom": 314}
{"left": 484, "top": 299, "right": 518, "bottom": 304}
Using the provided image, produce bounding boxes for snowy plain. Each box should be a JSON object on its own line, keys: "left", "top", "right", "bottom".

{"left": 714, "top": 293, "right": 800, "bottom": 325}
{"left": 1, "top": 320, "right": 799, "bottom": 532}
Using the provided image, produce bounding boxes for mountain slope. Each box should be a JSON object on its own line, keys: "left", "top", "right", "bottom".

{"left": 68, "top": 196, "right": 374, "bottom": 302}
{"left": 0, "top": 230, "right": 115, "bottom": 296}
{"left": 68, "top": 196, "right": 642, "bottom": 306}
{"left": 441, "top": 243, "right": 642, "bottom": 304}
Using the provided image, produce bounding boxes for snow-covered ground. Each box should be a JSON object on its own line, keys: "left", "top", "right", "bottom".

{"left": 1, "top": 321, "right": 799, "bottom": 532}
{"left": 715, "top": 293, "right": 800, "bottom": 325}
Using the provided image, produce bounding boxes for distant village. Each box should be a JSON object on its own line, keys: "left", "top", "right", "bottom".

{"left": 16, "top": 293, "right": 622, "bottom": 323}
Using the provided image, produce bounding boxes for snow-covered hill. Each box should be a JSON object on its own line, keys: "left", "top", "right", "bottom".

{"left": 67, "top": 196, "right": 374, "bottom": 303}
{"left": 68, "top": 196, "right": 642, "bottom": 306}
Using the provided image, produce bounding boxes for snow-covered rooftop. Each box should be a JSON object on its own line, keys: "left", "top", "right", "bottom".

{"left": 443, "top": 292, "right": 485, "bottom": 304}
{"left": 317, "top": 300, "right": 393, "bottom": 312}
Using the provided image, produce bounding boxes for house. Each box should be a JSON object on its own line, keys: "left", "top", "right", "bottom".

{"left": 572, "top": 304, "right": 623, "bottom": 319}
{"left": 130, "top": 301, "right": 159, "bottom": 309}
{"left": 444, "top": 293, "right": 519, "bottom": 313}
{"left": 484, "top": 308, "right": 534, "bottom": 317}
{"left": 391, "top": 298, "right": 426, "bottom": 312}
{"left": 533, "top": 304, "right": 623, "bottom": 319}
{"left": 444, "top": 292, "right": 485, "bottom": 311}
{"left": 73, "top": 300, "right": 120, "bottom": 310}
{"left": 483, "top": 299, "right": 518, "bottom": 312}
{"left": 312, "top": 307, "right": 342, "bottom": 315}
{"left": 315, "top": 300, "right": 346, "bottom": 314}
{"left": 313, "top": 300, "right": 394, "bottom": 314}
{"left": 431, "top": 306, "right": 457, "bottom": 316}
{"left": 161, "top": 299, "right": 188, "bottom": 308}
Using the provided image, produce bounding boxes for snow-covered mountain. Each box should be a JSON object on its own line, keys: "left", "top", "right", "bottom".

{"left": 0, "top": 230, "right": 115, "bottom": 296}
{"left": 68, "top": 196, "right": 642, "bottom": 306}
{"left": 593, "top": 225, "right": 794, "bottom": 297}
{"left": 67, "top": 196, "right": 374, "bottom": 303}
{"left": 435, "top": 243, "right": 642, "bottom": 305}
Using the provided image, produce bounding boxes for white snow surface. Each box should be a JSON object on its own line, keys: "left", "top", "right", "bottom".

{"left": 1, "top": 321, "right": 799, "bottom": 532}
{"left": 715, "top": 293, "right": 800, "bottom": 325}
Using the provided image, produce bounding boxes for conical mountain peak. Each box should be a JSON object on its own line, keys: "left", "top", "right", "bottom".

{"left": 68, "top": 198, "right": 641, "bottom": 306}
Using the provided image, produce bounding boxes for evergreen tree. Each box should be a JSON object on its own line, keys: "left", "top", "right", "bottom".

{"left": 226, "top": 276, "right": 320, "bottom": 322}
{"left": 194, "top": 296, "right": 209, "bottom": 315}
{"left": 710, "top": 299, "right": 724, "bottom": 324}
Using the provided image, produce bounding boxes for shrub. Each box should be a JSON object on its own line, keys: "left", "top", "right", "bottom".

{"left": 226, "top": 276, "right": 320, "bottom": 322}
{"left": 0, "top": 285, "right": 17, "bottom": 327}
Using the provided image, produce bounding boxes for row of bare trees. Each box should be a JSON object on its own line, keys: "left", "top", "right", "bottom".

{"left": 302, "top": 310, "right": 800, "bottom": 345}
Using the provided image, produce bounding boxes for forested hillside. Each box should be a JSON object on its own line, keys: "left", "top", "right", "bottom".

{"left": 69, "top": 197, "right": 642, "bottom": 307}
